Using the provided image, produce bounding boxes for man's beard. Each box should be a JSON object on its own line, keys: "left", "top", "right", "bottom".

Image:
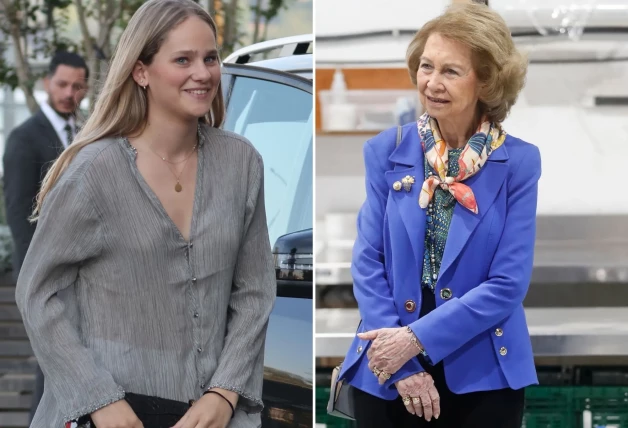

{"left": 49, "top": 99, "right": 76, "bottom": 119}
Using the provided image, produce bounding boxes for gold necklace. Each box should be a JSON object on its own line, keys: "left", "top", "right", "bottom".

{"left": 147, "top": 142, "right": 198, "bottom": 165}
{"left": 127, "top": 129, "right": 201, "bottom": 192}
{"left": 163, "top": 148, "right": 196, "bottom": 192}
{"left": 146, "top": 142, "right": 198, "bottom": 192}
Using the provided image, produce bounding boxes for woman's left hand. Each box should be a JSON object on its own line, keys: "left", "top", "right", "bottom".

{"left": 171, "top": 389, "right": 237, "bottom": 428}
{"left": 358, "top": 327, "right": 422, "bottom": 384}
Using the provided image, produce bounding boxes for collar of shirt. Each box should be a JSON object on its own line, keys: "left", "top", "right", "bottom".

{"left": 40, "top": 101, "right": 76, "bottom": 148}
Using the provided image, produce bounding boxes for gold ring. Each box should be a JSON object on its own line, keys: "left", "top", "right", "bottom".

{"left": 381, "top": 371, "right": 391, "bottom": 380}
{"left": 402, "top": 396, "right": 411, "bottom": 406}
{"left": 372, "top": 367, "right": 381, "bottom": 376}
{"left": 412, "top": 397, "right": 421, "bottom": 404}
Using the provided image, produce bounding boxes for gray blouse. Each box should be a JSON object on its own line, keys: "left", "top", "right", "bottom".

{"left": 15, "top": 125, "right": 276, "bottom": 427}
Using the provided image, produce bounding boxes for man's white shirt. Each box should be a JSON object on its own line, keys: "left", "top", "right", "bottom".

{"left": 40, "top": 101, "right": 77, "bottom": 149}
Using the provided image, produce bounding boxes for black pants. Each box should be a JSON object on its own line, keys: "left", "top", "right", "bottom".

{"left": 353, "top": 384, "right": 524, "bottom": 428}
{"left": 353, "top": 287, "right": 525, "bottom": 428}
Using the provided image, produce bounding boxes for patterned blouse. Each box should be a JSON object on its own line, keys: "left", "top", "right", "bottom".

{"left": 421, "top": 147, "right": 464, "bottom": 290}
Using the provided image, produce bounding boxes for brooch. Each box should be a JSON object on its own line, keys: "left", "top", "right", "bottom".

{"left": 401, "top": 175, "right": 415, "bottom": 192}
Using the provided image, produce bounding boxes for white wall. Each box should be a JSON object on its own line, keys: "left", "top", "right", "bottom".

{"left": 315, "top": 0, "right": 628, "bottom": 65}
{"left": 315, "top": 0, "right": 450, "bottom": 36}
{"left": 504, "top": 60, "right": 628, "bottom": 215}
{"left": 315, "top": 0, "right": 628, "bottom": 36}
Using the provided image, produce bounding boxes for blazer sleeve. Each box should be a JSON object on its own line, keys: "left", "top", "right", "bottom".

{"left": 409, "top": 146, "right": 542, "bottom": 365}
{"left": 15, "top": 170, "right": 124, "bottom": 423}
{"left": 352, "top": 139, "right": 425, "bottom": 386}
{"left": 208, "top": 152, "right": 276, "bottom": 413}
{"left": 2, "top": 128, "right": 39, "bottom": 272}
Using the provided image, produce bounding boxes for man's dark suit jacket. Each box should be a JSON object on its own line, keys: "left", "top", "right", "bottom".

{"left": 3, "top": 108, "right": 65, "bottom": 278}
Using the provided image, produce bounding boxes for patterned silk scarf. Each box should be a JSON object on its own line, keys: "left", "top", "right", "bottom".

{"left": 417, "top": 112, "right": 506, "bottom": 214}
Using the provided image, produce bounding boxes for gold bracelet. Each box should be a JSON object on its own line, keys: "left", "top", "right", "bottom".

{"left": 406, "top": 326, "right": 422, "bottom": 350}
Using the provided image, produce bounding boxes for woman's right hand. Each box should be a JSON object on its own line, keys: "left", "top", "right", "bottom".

{"left": 90, "top": 399, "right": 144, "bottom": 428}
{"left": 395, "top": 372, "right": 440, "bottom": 421}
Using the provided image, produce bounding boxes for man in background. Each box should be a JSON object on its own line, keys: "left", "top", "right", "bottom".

{"left": 2, "top": 50, "right": 89, "bottom": 422}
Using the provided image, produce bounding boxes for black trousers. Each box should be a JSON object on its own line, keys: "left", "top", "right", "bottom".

{"left": 353, "top": 287, "right": 525, "bottom": 428}
{"left": 353, "top": 383, "right": 524, "bottom": 428}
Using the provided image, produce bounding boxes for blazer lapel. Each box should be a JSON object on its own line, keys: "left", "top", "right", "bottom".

{"left": 384, "top": 126, "right": 425, "bottom": 268}
{"left": 438, "top": 144, "right": 510, "bottom": 279}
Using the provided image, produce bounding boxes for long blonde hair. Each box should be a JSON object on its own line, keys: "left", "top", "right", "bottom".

{"left": 33, "top": 0, "right": 225, "bottom": 219}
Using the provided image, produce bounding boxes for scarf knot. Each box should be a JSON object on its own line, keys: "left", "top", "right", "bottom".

{"left": 417, "top": 113, "right": 506, "bottom": 214}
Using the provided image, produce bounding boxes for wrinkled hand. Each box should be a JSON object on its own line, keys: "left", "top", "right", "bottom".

{"left": 90, "top": 399, "right": 144, "bottom": 428}
{"left": 358, "top": 327, "right": 421, "bottom": 384}
{"left": 396, "top": 372, "right": 440, "bottom": 421}
{"left": 171, "top": 388, "right": 237, "bottom": 428}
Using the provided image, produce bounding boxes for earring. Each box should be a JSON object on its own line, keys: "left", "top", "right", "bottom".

{"left": 142, "top": 85, "right": 147, "bottom": 90}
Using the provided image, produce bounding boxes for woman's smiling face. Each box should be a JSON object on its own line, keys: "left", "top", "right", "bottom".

{"left": 416, "top": 33, "right": 481, "bottom": 123}
{"left": 139, "top": 15, "right": 221, "bottom": 121}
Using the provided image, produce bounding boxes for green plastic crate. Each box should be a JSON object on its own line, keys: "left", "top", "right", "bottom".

{"left": 573, "top": 387, "right": 628, "bottom": 411}
{"left": 315, "top": 385, "right": 628, "bottom": 428}
{"left": 573, "top": 387, "right": 628, "bottom": 428}
{"left": 586, "top": 412, "right": 628, "bottom": 428}
{"left": 315, "top": 386, "right": 330, "bottom": 418}
{"left": 523, "top": 386, "right": 628, "bottom": 428}
{"left": 523, "top": 387, "right": 575, "bottom": 428}
{"left": 316, "top": 418, "right": 356, "bottom": 428}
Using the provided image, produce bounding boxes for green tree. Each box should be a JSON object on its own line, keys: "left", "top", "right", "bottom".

{"left": 0, "top": 0, "right": 78, "bottom": 113}
{"left": 251, "top": 0, "right": 288, "bottom": 44}
{"left": 0, "top": 0, "right": 244, "bottom": 113}
{"left": 73, "top": 0, "right": 144, "bottom": 110}
{"left": 213, "top": 0, "right": 245, "bottom": 58}
{"left": 0, "top": 0, "right": 144, "bottom": 113}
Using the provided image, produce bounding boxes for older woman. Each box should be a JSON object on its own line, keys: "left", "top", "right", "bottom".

{"left": 336, "top": 3, "right": 541, "bottom": 428}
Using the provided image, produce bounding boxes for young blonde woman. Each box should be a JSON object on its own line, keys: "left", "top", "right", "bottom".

{"left": 15, "top": 1, "right": 276, "bottom": 427}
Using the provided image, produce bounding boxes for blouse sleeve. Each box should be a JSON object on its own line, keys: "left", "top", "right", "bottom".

{"left": 208, "top": 152, "right": 276, "bottom": 412}
{"left": 15, "top": 167, "right": 124, "bottom": 423}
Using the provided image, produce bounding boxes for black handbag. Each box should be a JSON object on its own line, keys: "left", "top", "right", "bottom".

{"left": 326, "top": 363, "right": 356, "bottom": 420}
{"left": 76, "top": 392, "right": 192, "bottom": 428}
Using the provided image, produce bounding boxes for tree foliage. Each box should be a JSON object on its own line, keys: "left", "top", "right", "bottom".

{"left": 0, "top": 0, "right": 79, "bottom": 112}
{"left": 0, "top": 0, "right": 249, "bottom": 113}
{"left": 251, "top": 0, "right": 288, "bottom": 44}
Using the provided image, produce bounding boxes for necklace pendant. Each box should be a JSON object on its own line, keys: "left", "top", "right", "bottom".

{"left": 175, "top": 182, "right": 183, "bottom": 192}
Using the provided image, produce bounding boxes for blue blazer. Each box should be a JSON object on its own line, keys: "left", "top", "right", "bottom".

{"left": 339, "top": 122, "right": 541, "bottom": 399}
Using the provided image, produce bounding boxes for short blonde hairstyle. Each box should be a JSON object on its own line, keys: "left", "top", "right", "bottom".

{"left": 407, "top": 3, "right": 527, "bottom": 123}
